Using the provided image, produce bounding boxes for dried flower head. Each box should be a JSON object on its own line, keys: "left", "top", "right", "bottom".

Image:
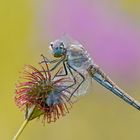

{"left": 15, "top": 60, "right": 75, "bottom": 123}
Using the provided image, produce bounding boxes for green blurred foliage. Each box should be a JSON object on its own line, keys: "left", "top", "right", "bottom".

{"left": 121, "top": 0, "right": 140, "bottom": 15}
{"left": 0, "top": 0, "right": 140, "bottom": 140}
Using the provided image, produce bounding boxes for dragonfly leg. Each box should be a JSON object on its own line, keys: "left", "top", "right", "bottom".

{"left": 40, "top": 55, "right": 77, "bottom": 79}
{"left": 39, "top": 55, "right": 77, "bottom": 94}
{"left": 39, "top": 54, "right": 65, "bottom": 71}
{"left": 39, "top": 55, "right": 85, "bottom": 98}
{"left": 52, "top": 64, "right": 78, "bottom": 96}
{"left": 32, "top": 55, "right": 62, "bottom": 75}
{"left": 67, "top": 63, "right": 85, "bottom": 100}
{"left": 25, "top": 104, "right": 28, "bottom": 119}
{"left": 40, "top": 54, "right": 60, "bottom": 64}
{"left": 52, "top": 60, "right": 68, "bottom": 79}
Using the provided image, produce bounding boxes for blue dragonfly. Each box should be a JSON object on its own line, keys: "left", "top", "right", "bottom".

{"left": 40, "top": 35, "right": 140, "bottom": 111}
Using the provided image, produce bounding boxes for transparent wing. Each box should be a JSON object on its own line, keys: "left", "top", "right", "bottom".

{"left": 73, "top": 71, "right": 92, "bottom": 97}
{"left": 53, "top": 67, "right": 92, "bottom": 103}
{"left": 60, "top": 34, "right": 82, "bottom": 48}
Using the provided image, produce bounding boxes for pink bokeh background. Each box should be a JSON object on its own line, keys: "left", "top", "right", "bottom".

{"left": 35, "top": 0, "right": 140, "bottom": 82}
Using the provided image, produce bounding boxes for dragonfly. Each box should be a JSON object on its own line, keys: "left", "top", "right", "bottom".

{"left": 40, "top": 35, "right": 140, "bottom": 111}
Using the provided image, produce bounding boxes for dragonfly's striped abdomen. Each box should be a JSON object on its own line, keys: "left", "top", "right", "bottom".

{"left": 88, "top": 65, "right": 140, "bottom": 111}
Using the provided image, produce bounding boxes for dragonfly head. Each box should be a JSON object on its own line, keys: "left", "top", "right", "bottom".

{"left": 49, "top": 40, "right": 66, "bottom": 58}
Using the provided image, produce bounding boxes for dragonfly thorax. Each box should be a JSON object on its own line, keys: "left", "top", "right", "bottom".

{"left": 67, "top": 44, "right": 93, "bottom": 73}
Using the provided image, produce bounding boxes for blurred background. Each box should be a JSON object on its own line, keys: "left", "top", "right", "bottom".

{"left": 1, "top": 0, "right": 140, "bottom": 139}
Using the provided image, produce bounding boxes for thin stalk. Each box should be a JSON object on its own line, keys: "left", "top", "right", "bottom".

{"left": 13, "top": 105, "right": 35, "bottom": 140}
{"left": 13, "top": 119, "right": 29, "bottom": 140}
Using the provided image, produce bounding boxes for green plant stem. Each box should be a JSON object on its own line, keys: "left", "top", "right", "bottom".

{"left": 13, "top": 105, "right": 36, "bottom": 140}
{"left": 13, "top": 119, "right": 29, "bottom": 140}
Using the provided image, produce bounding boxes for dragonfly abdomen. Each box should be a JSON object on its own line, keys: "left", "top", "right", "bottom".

{"left": 87, "top": 65, "right": 140, "bottom": 111}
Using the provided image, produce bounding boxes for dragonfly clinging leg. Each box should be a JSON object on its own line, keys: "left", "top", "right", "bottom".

{"left": 40, "top": 54, "right": 86, "bottom": 101}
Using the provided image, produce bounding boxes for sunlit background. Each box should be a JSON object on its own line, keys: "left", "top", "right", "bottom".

{"left": 1, "top": 0, "right": 140, "bottom": 139}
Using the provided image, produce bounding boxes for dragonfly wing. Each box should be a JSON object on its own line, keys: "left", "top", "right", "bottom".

{"left": 71, "top": 71, "right": 92, "bottom": 97}
{"left": 60, "top": 34, "right": 82, "bottom": 47}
